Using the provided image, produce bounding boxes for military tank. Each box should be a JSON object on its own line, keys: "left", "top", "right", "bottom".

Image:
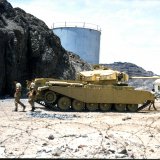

{"left": 34, "top": 65, "right": 155, "bottom": 112}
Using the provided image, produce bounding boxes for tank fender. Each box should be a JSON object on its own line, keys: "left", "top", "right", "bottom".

{"left": 38, "top": 86, "right": 49, "bottom": 91}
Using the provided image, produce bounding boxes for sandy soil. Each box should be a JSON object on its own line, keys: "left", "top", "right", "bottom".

{"left": 0, "top": 98, "right": 160, "bottom": 159}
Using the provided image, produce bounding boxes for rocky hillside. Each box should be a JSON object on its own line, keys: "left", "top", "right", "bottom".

{"left": 0, "top": 0, "right": 92, "bottom": 97}
{"left": 104, "top": 62, "right": 155, "bottom": 77}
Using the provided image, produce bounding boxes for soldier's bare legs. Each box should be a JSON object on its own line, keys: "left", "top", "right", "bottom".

{"left": 14, "top": 98, "right": 26, "bottom": 112}
{"left": 14, "top": 101, "right": 18, "bottom": 111}
{"left": 28, "top": 99, "right": 35, "bottom": 111}
{"left": 148, "top": 101, "right": 157, "bottom": 111}
{"left": 152, "top": 101, "right": 157, "bottom": 110}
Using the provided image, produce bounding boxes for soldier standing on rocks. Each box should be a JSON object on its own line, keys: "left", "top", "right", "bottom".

{"left": 13, "top": 80, "right": 26, "bottom": 112}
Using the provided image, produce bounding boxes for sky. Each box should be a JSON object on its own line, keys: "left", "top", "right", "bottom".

{"left": 8, "top": 0, "right": 160, "bottom": 75}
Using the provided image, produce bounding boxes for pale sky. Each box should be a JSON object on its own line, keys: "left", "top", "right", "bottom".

{"left": 8, "top": 0, "right": 160, "bottom": 75}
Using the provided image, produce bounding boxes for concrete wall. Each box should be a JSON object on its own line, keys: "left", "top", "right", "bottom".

{"left": 53, "top": 27, "right": 101, "bottom": 64}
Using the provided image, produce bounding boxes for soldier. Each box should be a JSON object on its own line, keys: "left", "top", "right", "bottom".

{"left": 148, "top": 89, "right": 157, "bottom": 111}
{"left": 148, "top": 101, "right": 157, "bottom": 111}
{"left": 27, "top": 89, "right": 37, "bottom": 111}
{"left": 26, "top": 80, "right": 36, "bottom": 111}
{"left": 13, "top": 80, "right": 26, "bottom": 112}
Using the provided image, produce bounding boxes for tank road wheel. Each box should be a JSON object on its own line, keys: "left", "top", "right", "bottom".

{"left": 58, "top": 96, "right": 71, "bottom": 111}
{"left": 115, "top": 104, "right": 126, "bottom": 112}
{"left": 127, "top": 104, "right": 138, "bottom": 112}
{"left": 86, "top": 103, "right": 98, "bottom": 111}
{"left": 72, "top": 100, "right": 85, "bottom": 111}
{"left": 44, "top": 91, "right": 57, "bottom": 103}
{"left": 99, "top": 103, "right": 112, "bottom": 112}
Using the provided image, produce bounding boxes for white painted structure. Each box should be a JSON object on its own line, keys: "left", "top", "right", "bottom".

{"left": 52, "top": 22, "right": 101, "bottom": 64}
{"left": 153, "top": 79, "right": 160, "bottom": 93}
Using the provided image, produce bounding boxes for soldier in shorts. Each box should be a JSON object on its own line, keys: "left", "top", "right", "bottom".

{"left": 14, "top": 80, "right": 26, "bottom": 112}
{"left": 148, "top": 89, "right": 157, "bottom": 111}
{"left": 27, "top": 80, "right": 36, "bottom": 111}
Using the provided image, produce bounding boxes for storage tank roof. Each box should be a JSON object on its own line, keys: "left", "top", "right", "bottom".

{"left": 52, "top": 22, "right": 101, "bottom": 31}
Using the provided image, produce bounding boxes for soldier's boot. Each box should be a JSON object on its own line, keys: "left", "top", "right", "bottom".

{"left": 22, "top": 103, "right": 26, "bottom": 112}
{"left": 31, "top": 107, "right": 35, "bottom": 112}
{"left": 153, "top": 103, "right": 157, "bottom": 111}
{"left": 14, "top": 104, "right": 18, "bottom": 112}
{"left": 148, "top": 104, "right": 151, "bottom": 111}
{"left": 19, "top": 101, "right": 26, "bottom": 111}
{"left": 23, "top": 105, "right": 26, "bottom": 112}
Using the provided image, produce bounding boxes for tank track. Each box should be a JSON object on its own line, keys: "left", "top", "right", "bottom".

{"left": 36, "top": 100, "right": 153, "bottom": 112}
{"left": 36, "top": 100, "right": 58, "bottom": 110}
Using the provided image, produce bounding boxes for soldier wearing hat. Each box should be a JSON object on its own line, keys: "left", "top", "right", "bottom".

{"left": 13, "top": 80, "right": 26, "bottom": 112}
{"left": 26, "top": 80, "right": 36, "bottom": 111}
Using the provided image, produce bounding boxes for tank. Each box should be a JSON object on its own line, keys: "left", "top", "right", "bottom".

{"left": 34, "top": 65, "right": 155, "bottom": 112}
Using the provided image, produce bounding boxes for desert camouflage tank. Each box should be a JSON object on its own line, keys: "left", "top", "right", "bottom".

{"left": 34, "top": 65, "right": 155, "bottom": 112}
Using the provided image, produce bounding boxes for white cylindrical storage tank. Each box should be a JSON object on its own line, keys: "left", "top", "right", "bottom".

{"left": 52, "top": 22, "right": 101, "bottom": 64}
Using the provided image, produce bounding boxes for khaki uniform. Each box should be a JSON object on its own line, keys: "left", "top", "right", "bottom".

{"left": 14, "top": 82, "right": 26, "bottom": 111}
{"left": 26, "top": 81, "right": 36, "bottom": 111}
{"left": 26, "top": 80, "right": 35, "bottom": 91}
{"left": 30, "top": 82, "right": 35, "bottom": 90}
{"left": 148, "top": 91, "right": 157, "bottom": 111}
{"left": 28, "top": 89, "right": 36, "bottom": 111}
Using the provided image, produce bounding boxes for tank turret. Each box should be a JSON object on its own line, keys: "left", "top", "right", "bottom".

{"left": 76, "top": 67, "right": 129, "bottom": 85}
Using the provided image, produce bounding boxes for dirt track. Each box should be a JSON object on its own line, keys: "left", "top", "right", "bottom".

{"left": 0, "top": 98, "right": 160, "bottom": 159}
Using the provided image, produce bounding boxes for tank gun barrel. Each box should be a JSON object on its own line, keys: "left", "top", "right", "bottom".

{"left": 130, "top": 76, "right": 160, "bottom": 79}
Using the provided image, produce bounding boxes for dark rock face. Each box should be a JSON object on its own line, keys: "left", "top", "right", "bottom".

{"left": 0, "top": 0, "right": 92, "bottom": 97}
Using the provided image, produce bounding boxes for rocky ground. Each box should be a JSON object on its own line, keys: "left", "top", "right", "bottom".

{"left": 0, "top": 99, "right": 160, "bottom": 159}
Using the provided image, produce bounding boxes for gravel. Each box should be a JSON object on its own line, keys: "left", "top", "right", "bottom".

{"left": 0, "top": 98, "right": 160, "bottom": 159}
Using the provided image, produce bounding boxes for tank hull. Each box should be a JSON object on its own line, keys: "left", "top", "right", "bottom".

{"left": 44, "top": 85, "right": 154, "bottom": 104}
{"left": 35, "top": 80, "right": 155, "bottom": 112}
